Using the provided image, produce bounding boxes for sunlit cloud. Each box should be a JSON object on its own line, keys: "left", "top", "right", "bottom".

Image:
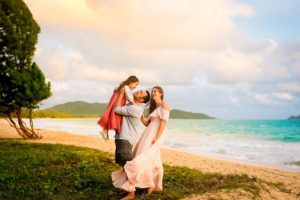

{"left": 23, "top": 0, "right": 300, "bottom": 119}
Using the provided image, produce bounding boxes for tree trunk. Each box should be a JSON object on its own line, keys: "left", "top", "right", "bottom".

{"left": 7, "top": 114, "right": 26, "bottom": 139}
{"left": 29, "top": 108, "right": 41, "bottom": 138}
{"left": 16, "top": 108, "right": 39, "bottom": 139}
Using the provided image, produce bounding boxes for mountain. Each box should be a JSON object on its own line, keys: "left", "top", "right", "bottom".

{"left": 45, "top": 101, "right": 214, "bottom": 119}
{"left": 45, "top": 101, "right": 107, "bottom": 116}
{"left": 170, "top": 109, "right": 214, "bottom": 119}
{"left": 288, "top": 115, "right": 300, "bottom": 120}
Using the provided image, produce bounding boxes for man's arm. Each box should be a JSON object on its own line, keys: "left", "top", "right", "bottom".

{"left": 115, "top": 104, "right": 143, "bottom": 118}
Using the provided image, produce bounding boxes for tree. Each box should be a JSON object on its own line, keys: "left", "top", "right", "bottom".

{"left": 0, "top": 0, "right": 51, "bottom": 138}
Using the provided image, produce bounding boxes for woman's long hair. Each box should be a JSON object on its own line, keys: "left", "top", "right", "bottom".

{"left": 117, "top": 75, "right": 139, "bottom": 91}
{"left": 149, "top": 86, "right": 164, "bottom": 114}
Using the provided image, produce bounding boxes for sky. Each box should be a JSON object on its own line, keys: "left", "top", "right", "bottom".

{"left": 23, "top": 0, "right": 300, "bottom": 119}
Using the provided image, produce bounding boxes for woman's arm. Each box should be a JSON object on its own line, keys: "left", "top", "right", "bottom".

{"left": 152, "top": 119, "right": 166, "bottom": 144}
{"left": 141, "top": 115, "right": 150, "bottom": 126}
{"left": 152, "top": 101, "right": 169, "bottom": 144}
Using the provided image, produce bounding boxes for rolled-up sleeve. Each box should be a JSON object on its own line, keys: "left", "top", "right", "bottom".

{"left": 115, "top": 105, "right": 143, "bottom": 118}
{"left": 115, "top": 106, "right": 130, "bottom": 116}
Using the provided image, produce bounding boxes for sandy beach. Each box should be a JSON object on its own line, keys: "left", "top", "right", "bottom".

{"left": 1, "top": 119, "right": 299, "bottom": 199}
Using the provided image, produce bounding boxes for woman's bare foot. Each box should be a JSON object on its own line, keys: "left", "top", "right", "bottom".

{"left": 121, "top": 192, "right": 135, "bottom": 200}
{"left": 146, "top": 187, "right": 155, "bottom": 195}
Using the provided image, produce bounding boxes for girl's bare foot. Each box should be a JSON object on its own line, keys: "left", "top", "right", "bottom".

{"left": 100, "top": 130, "right": 109, "bottom": 142}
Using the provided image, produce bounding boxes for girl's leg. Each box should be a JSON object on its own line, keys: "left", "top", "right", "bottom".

{"left": 100, "top": 129, "right": 109, "bottom": 141}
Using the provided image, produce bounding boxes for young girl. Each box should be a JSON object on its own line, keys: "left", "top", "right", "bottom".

{"left": 98, "top": 75, "right": 139, "bottom": 141}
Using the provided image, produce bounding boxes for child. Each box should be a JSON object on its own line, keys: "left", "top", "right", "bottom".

{"left": 98, "top": 75, "right": 139, "bottom": 141}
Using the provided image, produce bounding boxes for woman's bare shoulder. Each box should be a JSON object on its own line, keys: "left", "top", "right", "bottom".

{"left": 162, "top": 101, "right": 170, "bottom": 111}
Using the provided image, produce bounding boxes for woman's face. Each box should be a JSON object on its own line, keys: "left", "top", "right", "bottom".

{"left": 152, "top": 88, "right": 162, "bottom": 101}
{"left": 128, "top": 82, "right": 139, "bottom": 90}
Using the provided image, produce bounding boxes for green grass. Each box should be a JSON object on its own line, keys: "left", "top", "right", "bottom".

{"left": 0, "top": 141, "right": 271, "bottom": 199}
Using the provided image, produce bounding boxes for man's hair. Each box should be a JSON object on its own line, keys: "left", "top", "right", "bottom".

{"left": 143, "top": 90, "right": 150, "bottom": 103}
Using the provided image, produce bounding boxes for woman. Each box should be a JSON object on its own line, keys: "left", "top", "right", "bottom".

{"left": 111, "top": 86, "right": 170, "bottom": 200}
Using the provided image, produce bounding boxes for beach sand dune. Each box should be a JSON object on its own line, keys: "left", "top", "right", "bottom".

{"left": 1, "top": 119, "right": 299, "bottom": 199}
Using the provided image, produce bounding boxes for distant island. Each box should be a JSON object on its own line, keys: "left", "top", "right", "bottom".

{"left": 288, "top": 115, "right": 300, "bottom": 120}
{"left": 32, "top": 101, "right": 214, "bottom": 119}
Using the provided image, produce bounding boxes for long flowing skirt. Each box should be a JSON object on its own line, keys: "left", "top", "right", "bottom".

{"left": 111, "top": 118, "right": 165, "bottom": 191}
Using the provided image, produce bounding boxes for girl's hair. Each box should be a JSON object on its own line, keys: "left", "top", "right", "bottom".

{"left": 117, "top": 75, "right": 139, "bottom": 91}
{"left": 149, "top": 86, "right": 164, "bottom": 114}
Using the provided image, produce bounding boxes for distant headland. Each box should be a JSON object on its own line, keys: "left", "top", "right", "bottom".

{"left": 288, "top": 115, "right": 300, "bottom": 120}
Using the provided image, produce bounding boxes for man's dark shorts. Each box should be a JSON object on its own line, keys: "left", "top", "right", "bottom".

{"left": 115, "top": 139, "right": 133, "bottom": 166}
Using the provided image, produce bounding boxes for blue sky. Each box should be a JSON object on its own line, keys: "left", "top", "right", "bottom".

{"left": 24, "top": 0, "right": 300, "bottom": 119}
{"left": 235, "top": 0, "right": 300, "bottom": 42}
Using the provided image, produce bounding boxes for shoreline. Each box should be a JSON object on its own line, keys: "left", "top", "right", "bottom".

{"left": 1, "top": 119, "right": 299, "bottom": 198}
{"left": 16, "top": 117, "right": 300, "bottom": 172}
{"left": 161, "top": 145, "right": 300, "bottom": 173}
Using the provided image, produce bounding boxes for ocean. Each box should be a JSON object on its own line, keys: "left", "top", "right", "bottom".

{"left": 32, "top": 118, "right": 300, "bottom": 172}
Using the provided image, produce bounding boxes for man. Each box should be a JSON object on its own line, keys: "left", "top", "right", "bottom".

{"left": 114, "top": 88, "right": 150, "bottom": 167}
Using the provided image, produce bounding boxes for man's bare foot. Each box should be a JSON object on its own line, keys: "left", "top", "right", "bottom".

{"left": 146, "top": 187, "right": 154, "bottom": 195}
{"left": 121, "top": 192, "right": 135, "bottom": 200}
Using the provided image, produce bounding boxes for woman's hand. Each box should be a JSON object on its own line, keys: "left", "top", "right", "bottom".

{"left": 141, "top": 114, "right": 150, "bottom": 126}
{"left": 151, "top": 136, "right": 159, "bottom": 144}
{"left": 141, "top": 114, "right": 146, "bottom": 121}
{"left": 151, "top": 139, "right": 157, "bottom": 144}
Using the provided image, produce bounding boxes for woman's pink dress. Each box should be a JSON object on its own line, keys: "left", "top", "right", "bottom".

{"left": 111, "top": 106, "right": 170, "bottom": 192}
{"left": 98, "top": 91, "right": 126, "bottom": 134}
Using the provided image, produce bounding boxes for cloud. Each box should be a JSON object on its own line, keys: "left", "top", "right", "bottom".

{"left": 87, "top": 0, "right": 253, "bottom": 50}
{"left": 266, "top": 38, "right": 277, "bottom": 52}
{"left": 24, "top": 0, "right": 98, "bottom": 28}
{"left": 251, "top": 93, "right": 272, "bottom": 105}
{"left": 23, "top": 0, "right": 299, "bottom": 119}
{"left": 25, "top": 0, "right": 269, "bottom": 85}
{"left": 272, "top": 92, "right": 294, "bottom": 101}
{"left": 49, "top": 80, "right": 70, "bottom": 92}
{"left": 230, "top": 96, "right": 239, "bottom": 104}
{"left": 208, "top": 48, "right": 264, "bottom": 82}
{"left": 278, "top": 82, "right": 300, "bottom": 93}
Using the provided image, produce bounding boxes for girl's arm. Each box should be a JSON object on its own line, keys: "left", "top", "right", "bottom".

{"left": 124, "top": 85, "right": 135, "bottom": 104}
{"left": 114, "top": 87, "right": 125, "bottom": 108}
{"left": 141, "top": 115, "right": 150, "bottom": 126}
{"left": 151, "top": 119, "right": 166, "bottom": 144}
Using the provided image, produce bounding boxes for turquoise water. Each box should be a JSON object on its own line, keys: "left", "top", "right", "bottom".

{"left": 32, "top": 118, "right": 300, "bottom": 172}
{"left": 167, "top": 120, "right": 300, "bottom": 142}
